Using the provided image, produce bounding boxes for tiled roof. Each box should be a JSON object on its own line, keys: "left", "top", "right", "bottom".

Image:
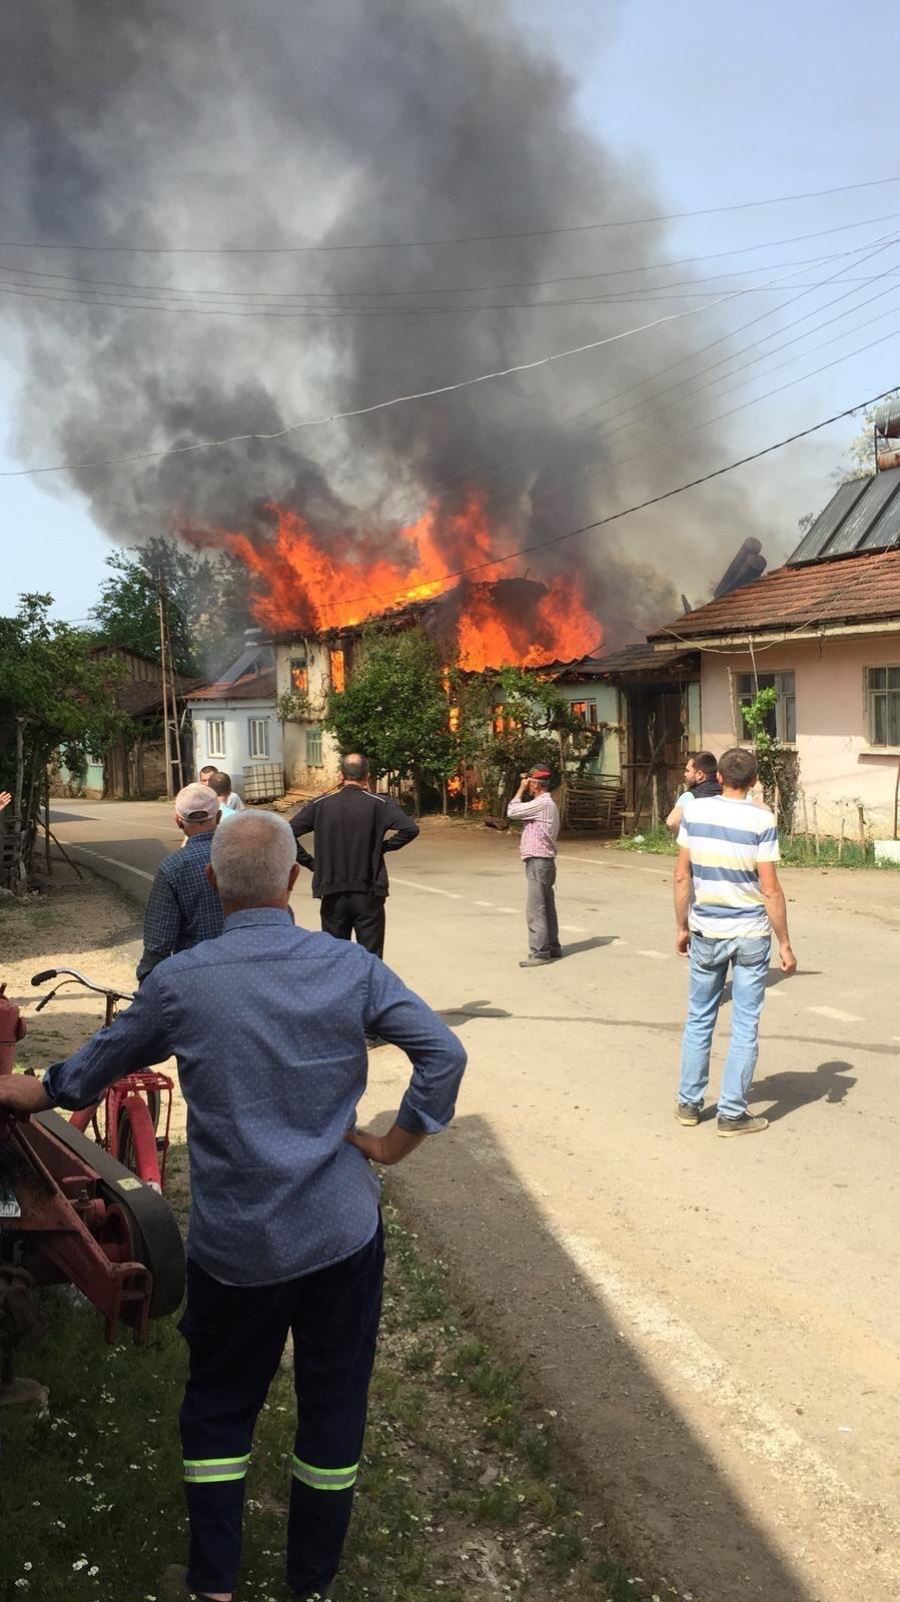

{"left": 188, "top": 669, "right": 277, "bottom": 703}
{"left": 649, "top": 548, "right": 900, "bottom": 641}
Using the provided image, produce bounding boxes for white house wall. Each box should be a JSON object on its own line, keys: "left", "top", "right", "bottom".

{"left": 188, "top": 698, "right": 283, "bottom": 796}
{"left": 275, "top": 640, "right": 341, "bottom": 791}
{"left": 699, "top": 631, "right": 900, "bottom": 837}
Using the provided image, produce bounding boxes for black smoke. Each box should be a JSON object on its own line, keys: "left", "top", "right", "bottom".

{"left": 1, "top": 1, "right": 760, "bottom": 645}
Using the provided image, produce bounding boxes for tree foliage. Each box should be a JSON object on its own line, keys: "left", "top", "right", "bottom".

{"left": 90, "top": 537, "right": 254, "bottom": 677}
{"left": 0, "top": 594, "right": 130, "bottom": 887}
{"left": 324, "top": 627, "right": 456, "bottom": 802}
{"left": 741, "top": 684, "right": 797, "bottom": 827}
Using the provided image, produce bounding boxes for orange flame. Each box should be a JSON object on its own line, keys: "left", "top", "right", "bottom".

{"left": 183, "top": 496, "right": 601, "bottom": 672}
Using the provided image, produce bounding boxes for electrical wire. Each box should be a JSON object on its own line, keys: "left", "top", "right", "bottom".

{"left": 2, "top": 245, "right": 863, "bottom": 479}
{"left": 4, "top": 209, "right": 900, "bottom": 301}
{"left": 3, "top": 174, "right": 900, "bottom": 254}
{"left": 296, "top": 385, "right": 900, "bottom": 617}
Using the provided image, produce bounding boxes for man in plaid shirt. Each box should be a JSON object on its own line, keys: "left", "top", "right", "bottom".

{"left": 137, "top": 783, "right": 224, "bottom": 983}
{"left": 506, "top": 765, "right": 561, "bottom": 967}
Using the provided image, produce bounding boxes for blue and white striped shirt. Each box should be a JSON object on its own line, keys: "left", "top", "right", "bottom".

{"left": 678, "top": 796, "right": 779, "bottom": 940}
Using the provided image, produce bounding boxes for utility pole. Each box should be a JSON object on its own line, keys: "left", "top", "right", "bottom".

{"left": 158, "top": 587, "right": 174, "bottom": 800}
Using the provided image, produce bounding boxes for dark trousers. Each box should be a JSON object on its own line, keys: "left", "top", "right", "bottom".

{"left": 179, "top": 1221, "right": 385, "bottom": 1598}
{"left": 320, "top": 891, "right": 386, "bottom": 958}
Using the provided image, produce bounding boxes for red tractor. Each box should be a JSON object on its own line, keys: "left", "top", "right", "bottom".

{"left": 0, "top": 983, "right": 184, "bottom": 1404}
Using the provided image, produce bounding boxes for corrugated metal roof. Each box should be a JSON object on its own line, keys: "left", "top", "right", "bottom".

{"left": 787, "top": 473, "right": 900, "bottom": 565}
{"left": 555, "top": 644, "right": 698, "bottom": 676}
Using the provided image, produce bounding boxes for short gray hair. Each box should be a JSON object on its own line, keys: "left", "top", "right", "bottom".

{"left": 210, "top": 810, "right": 297, "bottom": 904}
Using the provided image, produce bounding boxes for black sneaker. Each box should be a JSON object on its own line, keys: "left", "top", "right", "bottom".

{"left": 675, "top": 1102, "right": 701, "bottom": 1127}
{"left": 717, "top": 1113, "right": 768, "bottom": 1138}
{"left": 519, "top": 956, "right": 552, "bottom": 968}
{"left": 549, "top": 947, "right": 564, "bottom": 960}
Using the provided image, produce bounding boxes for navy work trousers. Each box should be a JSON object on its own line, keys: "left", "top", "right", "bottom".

{"left": 179, "top": 1219, "right": 384, "bottom": 1598}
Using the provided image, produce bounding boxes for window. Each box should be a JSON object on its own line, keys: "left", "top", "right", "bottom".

{"left": 329, "top": 649, "right": 346, "bottom": 694}
{"left": 735, "top": 672, "right": 796, "bottom": 743}
{"left": 290, "top": 654, "right": 308, "bottom": 694}
{"left": 867, "top": 666, "right": 900, "bottom": 745}
{"left": 306, "top": 726, "right": 323, "bottom": 767}
{"left": 571, "top": 699, "right": 599, "bottom": 727}
{"left": 248, "top": 717, "right": 269, "bottom": 759}
{"left": 207, "top": 720, "right": 226, "bottom": 759}
{"left": 491, "top": 704, "right": 522, "bottom": 736}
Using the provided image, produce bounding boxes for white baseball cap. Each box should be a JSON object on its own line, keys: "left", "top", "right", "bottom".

{"left": 175, "top": 782, "right": 219, "bottom": 822}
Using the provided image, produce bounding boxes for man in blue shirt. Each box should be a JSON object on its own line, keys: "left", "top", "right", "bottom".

{"left": 137, "top": 782, "right": 224, "bottom": 983}
{"left": 0, "top": 810, "right": 466, "bottom": 1602}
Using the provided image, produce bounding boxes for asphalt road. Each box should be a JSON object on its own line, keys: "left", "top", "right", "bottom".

{"left": 49, "top": 798, "right": 900, "bottom": 1602}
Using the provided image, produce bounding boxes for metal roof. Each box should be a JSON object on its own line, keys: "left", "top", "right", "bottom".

{"left": 787, "top": 472, "right": 900, "bottom": 565}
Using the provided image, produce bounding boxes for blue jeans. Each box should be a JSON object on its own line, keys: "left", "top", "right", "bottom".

{"left": 679, "top": 934, "right": 771, "bottom": 1118}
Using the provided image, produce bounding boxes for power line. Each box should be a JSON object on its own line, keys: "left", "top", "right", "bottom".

{"left": 0, "top": 250, "right": 839, "bottom": 479}
{"left": 5, "top": 211, "right": 900, "bottom": 301}
{"left": 314, "top": 385, "right": 900, "bottom": 616}
{"left": 2, "top": 174, "right": 900, "bottom": 254}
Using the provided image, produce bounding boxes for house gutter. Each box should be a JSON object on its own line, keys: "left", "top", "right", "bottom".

{"left": 649, "top": 617, "right": 900, "bottom": 651}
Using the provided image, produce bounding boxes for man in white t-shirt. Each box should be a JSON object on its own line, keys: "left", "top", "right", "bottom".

{"left": 666, "top": 750, "right": 721, "bottom": 833}
{"left": 673, "top": 746, "right": 797, "bottom": 1138}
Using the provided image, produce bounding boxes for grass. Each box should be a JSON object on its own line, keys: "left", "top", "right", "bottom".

{"left": 616, "top": 824, "right": 900, "bottom": 869}
{"left": 0, "top": 1160, "right": 664, "bottom": 1602}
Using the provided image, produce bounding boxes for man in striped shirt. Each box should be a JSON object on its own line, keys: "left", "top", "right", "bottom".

{"left": 674, "top": 746, "right": 797, "bottom": 1137}
{"left": 507, "top": 765, "right": 561, "bottom": 968}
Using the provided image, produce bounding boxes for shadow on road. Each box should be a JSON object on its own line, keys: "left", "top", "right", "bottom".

{"left": 387, "top": 1113, "right": 818, "bottom": 1601}
{"left": 751, "top": 1059, "right": 857, "bottom": 1123}
{"left": 557, "top": 934, "right": 618, "bottom": 956}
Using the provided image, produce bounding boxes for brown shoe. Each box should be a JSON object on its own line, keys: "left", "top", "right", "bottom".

{"left": 675, "top": 1102, "right": 701, "bottom": 1127}
{"left": 160, "top": 1563, "right": 233, "bottom": 1601}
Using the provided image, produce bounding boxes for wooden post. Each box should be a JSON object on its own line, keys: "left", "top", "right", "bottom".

{"left": 811, "top": 796, "right": 820, "bottom": 859}
{"left": 44, "top": 767, "right": 51, "bottom": 878}
{"left": 158, "top": 589, "right": 173, "bottom": 800}
{"left": 802, "top": 790, "right": 809, "bottom": 850}
{"left": 857, "top": 802, "right": 866, "bottom": 852}
{"left": 838, "top": 812, "right": 845, "bottom": 863}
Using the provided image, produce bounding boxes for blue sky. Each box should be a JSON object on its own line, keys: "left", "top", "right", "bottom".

{"left": 2, "top": 0, "right": 896, "bottom": 619}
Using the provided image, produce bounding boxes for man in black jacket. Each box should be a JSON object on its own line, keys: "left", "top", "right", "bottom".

{"left": 290, "top": 753, "right": 419, "bottom": 958}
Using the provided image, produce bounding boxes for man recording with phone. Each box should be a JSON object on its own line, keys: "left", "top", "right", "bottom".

{"left": 506, "top": 765, "right": 561, "bottom": 968}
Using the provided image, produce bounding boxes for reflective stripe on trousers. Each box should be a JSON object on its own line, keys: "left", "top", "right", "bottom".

{"left": 183, "top": 1454, "right": 250, "bottom": 1484}
{"left": 292, "top": 1454, "right": 359, "bottom": 1492}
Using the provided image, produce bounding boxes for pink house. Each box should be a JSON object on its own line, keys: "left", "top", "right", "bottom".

{"left": 648, "top": 472, "right": 900, "bottom": 839}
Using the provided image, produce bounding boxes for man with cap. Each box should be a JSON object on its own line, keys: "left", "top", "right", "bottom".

{"left": 136, "top": 782, "right": 225, "bottom": 983}
{"left": 506, "top": 766, "right": 561, "bottom": 967}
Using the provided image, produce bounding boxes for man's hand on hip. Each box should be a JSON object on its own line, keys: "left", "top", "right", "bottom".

{"left": 345, "top": 1122, "right": 426, "bottom": 1166}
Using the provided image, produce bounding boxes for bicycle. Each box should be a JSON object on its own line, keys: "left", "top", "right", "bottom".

{"left": 29, "top": 968, "right": 174, "bottom": 1193}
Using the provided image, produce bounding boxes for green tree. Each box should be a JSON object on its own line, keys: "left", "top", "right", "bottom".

{"left": 324, "top": 627, "right": 455, "bottom": 808}
{"left": 91, "top": 537, "right": 254, "bottom": 677}
{"left": 741, "top": 684, "right": 797, "bottom": 827}
{"left": 0, "top": 594, "right": 130, "bottom": 887}
{"left": 452, "top": 667, "right": 583, "bottom": 817}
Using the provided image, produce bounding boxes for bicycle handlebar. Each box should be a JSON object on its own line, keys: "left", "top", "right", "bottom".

{"left": 30, "top": 967, "right": 135, "bottom": 1004}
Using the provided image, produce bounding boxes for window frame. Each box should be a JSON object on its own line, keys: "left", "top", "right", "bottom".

{"left": 247, "top": 716, "right": 270, "bottom": 760}
{"left": 305, "top": 726, "right": 324, "bottom": 768}
{"left": 289, "top": 654, "right": 308, "bottom": 694}
{"left": 570, "top": 698, "right": 599, "bottom": 728}
{"left": 734, "top": 670, "right": 796, "bottom": 745}
{"left": 866, "top": 664, "right": 900, "bottom": 747}
{"left": 206, "top": 719, "right": 226, "bottom": 760}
